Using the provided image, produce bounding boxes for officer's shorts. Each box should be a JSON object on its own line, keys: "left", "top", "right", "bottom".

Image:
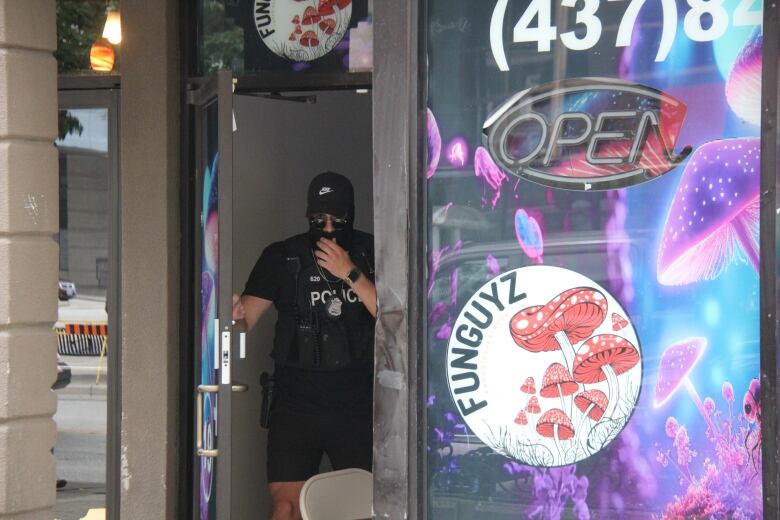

{"left": 266, "top": 404, "right": 372, "bottom": 482}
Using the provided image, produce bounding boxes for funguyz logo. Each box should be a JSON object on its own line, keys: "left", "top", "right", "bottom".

{"left": 483, "top": 78, "right": 692, "bottom": 191}
{"left": 446, "top": 266, "right": 642, "bottom": 467}
{"left": 253, "top": 0, "right": 353, "bottom": 62}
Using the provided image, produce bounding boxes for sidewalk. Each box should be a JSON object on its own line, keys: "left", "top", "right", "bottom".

{"left": 60, "top": 355, "right": 108, "bottom": 396}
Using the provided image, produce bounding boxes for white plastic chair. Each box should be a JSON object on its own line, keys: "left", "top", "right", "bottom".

{"left": 299, "top": 468, "right": 373, "bottom": 520}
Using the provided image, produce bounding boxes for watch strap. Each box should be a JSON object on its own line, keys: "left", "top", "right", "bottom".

{"left": 346, "top": 268, "right": 361, "bottom": 283}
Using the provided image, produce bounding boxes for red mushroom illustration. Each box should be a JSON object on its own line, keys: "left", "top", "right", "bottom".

{"left": 292, "top": 15, "right": 300, "bottom": 24}
{"left": 288, "top": 32, "right": 297, "bottom": 41}
{"left": 574, "top": 389, "right": 608, "bottom": 440}
{"left": 572, "top": 334, "right": 639, "bottom": 419}
{"left": 653, "top": 337, "right": 721, "bottom": 441}
{"left": 520, "top": 376, "right": 536, "bottom": 410}
{"left": 540, "top": 362, "right": 579, "bottom": 414}
{"left": 526, "top": 396, "right": 541, "bottom": 415}
{"left": 318, "top": 0, "right": 336, "bottom": 15}
{"left": 510, "top": 287, "right": 608, "bottom": 372}
{"left": 319, "top": 18, "right": 336, "bottom": 36}
{"left": 514, "top": 410, "right": 528, "bottom": 426}
{"left": 302, "top": 6, "right": 321, "bottom": 25}
{"left": 299, "top": 31, "right": 319, "bottom": 47}
{"left": 611, "top": 313, "right": 628, "bottom": 331}
{"left": 295, "top": 25, "right": 302, "bottom": 35}
{"left": 536, "top": 408, "right": 575, "bottom": 459}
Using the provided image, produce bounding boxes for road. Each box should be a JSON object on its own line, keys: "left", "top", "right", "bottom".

{"left": 53, "top": 359, "right": 107, "bottom": 520}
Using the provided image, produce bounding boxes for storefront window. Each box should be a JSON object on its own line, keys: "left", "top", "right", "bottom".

{"left": 425, "top": 2, "right": 764, "bottom": 517}
{"left": 57, "top": 0, "right": 121, "bottom": 75}
{"left": 198, "top": 0, "right": 373, "bottom": 75}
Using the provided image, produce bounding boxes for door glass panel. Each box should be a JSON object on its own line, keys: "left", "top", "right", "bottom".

{"left": 198, "top": 100, "right": 220, "bottom": 520}
{"left": 424, "top": 2, "right": 764, "bottom": 518}
{"left": 54, "top": 107, "right": 110, "bottom": 518}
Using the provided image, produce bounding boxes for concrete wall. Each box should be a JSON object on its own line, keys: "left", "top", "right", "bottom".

{"left": 232, "top": 90, "right": 373, "bottom": 518}
{"left": 0, "top": 0, "right": 59, "bottom": 518}
{"left": 119, "top": 0, "right": 179, "bottom": 518}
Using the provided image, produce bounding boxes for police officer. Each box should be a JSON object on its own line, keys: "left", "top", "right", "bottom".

{"left": 232, "top": 171, "right": 376, "bottom": 520}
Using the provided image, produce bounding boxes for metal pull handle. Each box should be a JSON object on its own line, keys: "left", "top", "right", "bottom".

{"left": 197, "top": 385, "right": 219, "bottom": 457}
{"left": 196, "top": 384, "right": 249, "bottom": 457}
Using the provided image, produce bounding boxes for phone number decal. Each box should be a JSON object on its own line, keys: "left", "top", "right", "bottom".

{"left": 490, "top": 0, "right": 762, "bottom": 70}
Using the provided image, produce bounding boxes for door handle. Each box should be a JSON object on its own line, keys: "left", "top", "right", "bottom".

{"left": 196, "top": 384, "right": 249, "bottom": 457}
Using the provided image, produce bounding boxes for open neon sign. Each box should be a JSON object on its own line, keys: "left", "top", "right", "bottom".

{"left": 483, "top": 78, "right": 692, "bottom": 191}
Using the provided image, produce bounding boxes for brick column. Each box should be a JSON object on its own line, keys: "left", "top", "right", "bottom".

{"left": 0, "top": 0, "right": 58, "bottom": 519}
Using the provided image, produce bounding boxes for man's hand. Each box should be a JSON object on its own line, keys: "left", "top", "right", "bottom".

{"left": 232, "top": 294, "right": 273, "bottom": 333}
{"left": 314, "top": 238, "right": 355, "bottom": 280}
{"left": 315, "top": 238, "right": 377, "bottom": 318}
{"left": 232, "top": 294, "right": 246, "bottom": 321}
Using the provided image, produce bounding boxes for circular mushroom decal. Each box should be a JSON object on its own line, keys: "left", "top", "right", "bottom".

{"left": 446, "top": 265, "right": 641, "bottom": 467}
{"left": 253, "top": 0, "right": 353, "bottom": 62}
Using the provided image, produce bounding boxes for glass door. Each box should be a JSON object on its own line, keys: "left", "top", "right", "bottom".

{"left": 191, "top": 70, "right": 245, "bottom": 520}
{"left": 54, "top": 88, "right": 121, "bottom": 520}
{"left": 422, "top": 2, "right": 769, "bottom": 518}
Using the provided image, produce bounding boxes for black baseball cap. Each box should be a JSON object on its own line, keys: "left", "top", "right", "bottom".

{"left": 306, "top": 171, "right": 354, "bottom": 218}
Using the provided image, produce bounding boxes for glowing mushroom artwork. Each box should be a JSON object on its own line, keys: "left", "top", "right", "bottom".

{"left": 574, "top": 389, "right": 608, "bottom": 440}
{"left": 540, "top": 362, "right": 579, "bottom": 413}
{"left": 653, "top": 337, "right": 719, "bottom": 438}
{"left": 725, "top": 30, "right": 762, "bottom": 126}
{"left": 657, "top": 138, "right": 760, "bottom": 285}
{"left": 426, "top": 108, "right": 442, "bottom": 179}
{"left": 510, "top": 287, "right": 608, "bottom": 372}
{"left": 514, "top": 209, "right": 544, "bottom": 262}
{"left": 573, "top": 334, "right": 640, "bottom": 419}
{"left": 536, "top": 408, "right": 575, "bottom": 458}
{"left": 474, "top": 146, "right": 507, "bottom": 210}
{"left": 526, "top": 396, "right": 541, "bottom": 415}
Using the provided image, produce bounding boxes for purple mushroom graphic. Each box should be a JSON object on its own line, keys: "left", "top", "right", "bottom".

{"left": 426, "top": 108, "right": 441, "bottom": 179}
{"left": 726, "top": 30, "right": 761, "bottom": 127}
{"left": 657, "top": 138, "right": 760, "bottom": 285}
{"left": 474, "top": 146, "right": 506, "bottom": 210}
{"left": 653, "top": 337, "right": 719, "bottom": 438}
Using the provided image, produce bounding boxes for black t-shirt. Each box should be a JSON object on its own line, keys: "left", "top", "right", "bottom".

{"left": 243, "top": 231, "right": 375, "bottom": 415}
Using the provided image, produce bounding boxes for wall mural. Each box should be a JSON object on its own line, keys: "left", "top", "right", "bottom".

{"left": 426, "top": 0, "right": 763, "bottom": 518}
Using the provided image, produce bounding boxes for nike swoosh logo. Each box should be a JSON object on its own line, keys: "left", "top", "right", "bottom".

{"left": 319, "top": 187, "right": 334, "bottom": 195}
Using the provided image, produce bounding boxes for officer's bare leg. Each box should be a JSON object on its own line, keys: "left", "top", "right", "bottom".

{"left": 269, "top": 481, "right": 305, "bottom": 520}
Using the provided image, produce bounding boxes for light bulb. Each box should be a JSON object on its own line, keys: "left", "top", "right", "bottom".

{"left": 102, "top": 10, "right": 122, "bottom": 45}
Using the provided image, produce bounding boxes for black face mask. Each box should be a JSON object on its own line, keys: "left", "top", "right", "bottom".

{"left": 308, "top": 225, "right": 354, "bottom": 250}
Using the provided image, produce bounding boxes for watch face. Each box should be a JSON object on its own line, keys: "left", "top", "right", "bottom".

{"left": 348, "top": 269, "right": 360, "bottom": 282}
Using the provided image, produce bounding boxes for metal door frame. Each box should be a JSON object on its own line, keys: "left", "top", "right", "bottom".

{"left": 57, "top": 86, "right": 123, "bottom": 520}
{"left": 188, "top": 70, "right": 242, "bottom": 520}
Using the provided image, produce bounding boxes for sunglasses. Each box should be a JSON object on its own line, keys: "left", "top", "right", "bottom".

{"left": 309, "top": 214, "right": 349, "bottom": 230}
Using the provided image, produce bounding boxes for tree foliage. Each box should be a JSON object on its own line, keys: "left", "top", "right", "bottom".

{"left": 203, "top": 0, "right": 243, "bottom": 73}
{"left": 55, "top": 0, "right": 107, "bottom": 73}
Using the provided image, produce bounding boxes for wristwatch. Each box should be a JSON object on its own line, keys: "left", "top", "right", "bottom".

{"left": 346, "top": 268, "right": 361, "bottom": 284}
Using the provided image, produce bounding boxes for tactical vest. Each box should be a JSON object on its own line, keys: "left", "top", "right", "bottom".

{"left": 270, "top": 234, "right": 375, "bottom": 370}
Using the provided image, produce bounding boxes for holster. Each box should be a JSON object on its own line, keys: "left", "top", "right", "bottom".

{"left": 259, "top": 371, "right": 274, "bottom": 429}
